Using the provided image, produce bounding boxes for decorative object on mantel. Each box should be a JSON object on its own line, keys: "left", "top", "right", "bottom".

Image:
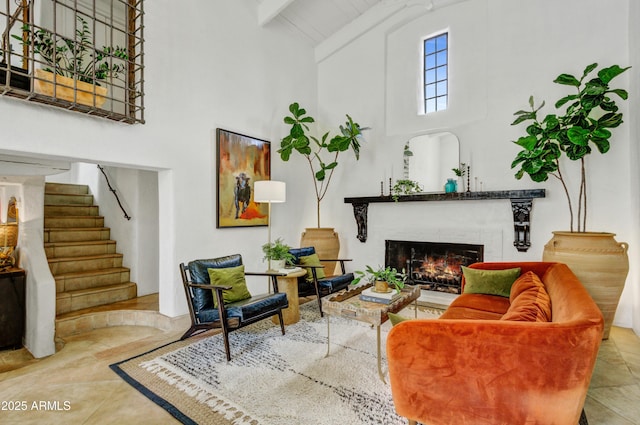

{"left": 13, "top": 16, "right": 128, "bottom": 108}
{"left": 344, "top": 189, "right": 545, "bottom": 249}
{"left": 391, "top": 179, "right": 422, "bottom": 202}
{"left": 510, "top": 63, "right": 630, "bottom": 339}
{"left": 452, "top": 162, "right": 467, "bottom": 192}
{"left": 444, "top": 178, "right": 457, "bottom": 193}
{"left": 279, "top": 102, "right": 367, "bottom": 273}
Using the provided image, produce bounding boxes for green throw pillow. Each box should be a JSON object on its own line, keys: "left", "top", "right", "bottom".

{"left": 461, "top": 266, "right": 521, "bottom": 298}
{"left": 207, "top": 265, "right": 252, "bottom": 307}
{"left": 299, "top": 253, "right": 326, "bottom": 282}
{"left": 388, "top": 312, "right": 410, "bottom": 326}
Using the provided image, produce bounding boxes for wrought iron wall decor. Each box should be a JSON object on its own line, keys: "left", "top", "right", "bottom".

{"left": 1, "top": 0, "right": 144, "bottom": 124}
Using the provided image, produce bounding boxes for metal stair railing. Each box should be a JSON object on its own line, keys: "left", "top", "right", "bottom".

{"left": 97, "top": 165, "right": 132, "bottom": 221}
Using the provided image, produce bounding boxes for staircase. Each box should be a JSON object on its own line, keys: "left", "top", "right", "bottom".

{"left": 44, "top": 182, "right": 137, "bottom": 316}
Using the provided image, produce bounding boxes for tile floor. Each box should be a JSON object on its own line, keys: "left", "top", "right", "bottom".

{"left": 0, "top": 296, "right": 638, "bottom": 424}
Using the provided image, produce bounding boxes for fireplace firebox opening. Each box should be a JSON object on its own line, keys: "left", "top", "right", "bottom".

{"left": 385, "top": 240, "right": 484, "bottom": 294}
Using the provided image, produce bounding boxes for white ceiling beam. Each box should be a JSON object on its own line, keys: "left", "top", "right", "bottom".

{"left": 314, "top": 1, "right": 406, "bottom": 63}
{"left": 314, "top": 0, "right": 467, "bottom": 63}
{"left": 258, "top": 0, "right": 298, "bottom": 26}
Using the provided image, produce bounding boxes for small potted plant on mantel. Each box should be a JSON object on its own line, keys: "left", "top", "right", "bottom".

{"left": 12, "top": 15, "right": 127, "bottom": 108}
{"left": 261, "top": 237, "right": 295, "bottom": 271}
{"left": 391, "top": 179, "right": 422, "bottom": 202}
{"left": 352, "top": 265, "right": 406, "bottom": 294}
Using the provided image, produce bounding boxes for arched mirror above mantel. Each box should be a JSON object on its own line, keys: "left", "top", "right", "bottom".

{"left": 404, "top": 131, "right": 459, "bottom": 192}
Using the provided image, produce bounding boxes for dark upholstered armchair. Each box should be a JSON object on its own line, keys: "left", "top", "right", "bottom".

{"left": 288, "top": 247, "right": 354, "bottom": 315}
{"left": 179, "top": 254, "right": 288, "bottom": 361}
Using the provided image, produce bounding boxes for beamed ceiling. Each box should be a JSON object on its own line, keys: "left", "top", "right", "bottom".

{"left": 254, "top": 0, "right": 451, "bottom": 62}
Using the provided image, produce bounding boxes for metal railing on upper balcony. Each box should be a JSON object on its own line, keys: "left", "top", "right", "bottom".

{"left": 1, "top": 0, "right": 144, "bottom": 124}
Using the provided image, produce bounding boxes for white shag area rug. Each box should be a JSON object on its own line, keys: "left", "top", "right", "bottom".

{"left": 111, "top": 302, "right": 441, "bottom": 425}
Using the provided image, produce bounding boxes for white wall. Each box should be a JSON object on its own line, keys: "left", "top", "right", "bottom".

{"left": 1, "top": 176, "right": 56, "bottom": 358}
{"left": 0, "top": 0, "right": 317, "bottom": 322}
{"left": 313, "top": 0, "right": 637, "bottom": 329}
{"left": 627, "top": 0, "right": 640, "bottom": 335}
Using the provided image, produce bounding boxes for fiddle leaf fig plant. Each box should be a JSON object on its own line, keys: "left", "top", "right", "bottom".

{"left": 279, "top": 102, "right": 366, "bottom": 227}
{"left": 510, "top": 63, "right": 630, "bottom": 232}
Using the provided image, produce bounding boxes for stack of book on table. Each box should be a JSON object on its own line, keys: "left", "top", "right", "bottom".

{"left": 359, "top": 287, "right": 401, "bottom": 304}
{"left": 277, "top": 266, "right": 303, "bottom": 275}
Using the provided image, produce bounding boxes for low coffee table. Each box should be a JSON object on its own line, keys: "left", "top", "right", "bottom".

{"left": 321, "top": 284, "right": 420, "bottom": 382}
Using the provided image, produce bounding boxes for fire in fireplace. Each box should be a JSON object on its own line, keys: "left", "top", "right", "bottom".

{"left": 385, "top": 240, "right": 484, "bottom": 294}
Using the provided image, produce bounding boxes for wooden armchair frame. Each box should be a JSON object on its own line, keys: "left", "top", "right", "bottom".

{"left": 179, "top": 262, "right": 287, "bottom": 361}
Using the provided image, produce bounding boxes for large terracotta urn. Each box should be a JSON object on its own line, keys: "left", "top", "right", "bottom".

{"left": 542, "top": 231, "right": 629, "bottom": 339}
{"left": 300, "top": 227, "right": 340, "bottom": 276}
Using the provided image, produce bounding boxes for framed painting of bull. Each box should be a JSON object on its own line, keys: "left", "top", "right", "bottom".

{"left": 216, "top": 128, "right": 271, "bottom": 228}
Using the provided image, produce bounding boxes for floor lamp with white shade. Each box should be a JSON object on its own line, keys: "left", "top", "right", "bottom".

{"left": 254, "top": 180, "right": 286, "bottom": 270}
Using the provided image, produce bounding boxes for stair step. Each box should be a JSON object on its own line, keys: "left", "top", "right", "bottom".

{"left": 55, "top": 267, "right": 131, "bottom": 292}
{"left": 45, "top": 182, "right": 138, "bottom": 315}
{"left": 45, "top": 182, "right": 89, "bottom": 195}
{"left": 48, "top": 253, "right": 123, "bottom": 275}
{"left": 45, "top": 240, "right": 117, "bottom": 258}
{"left": 44, "top": 227, "right": 110, "bottom": 243}
{"left": 44, "top": 215, "right": 105, "bottom": 229}
{"left": 45, "top": 193, "right": 94, "bottom": 206}
{"left": 45, "top": 205, "right": 100, "bottom": 217}
{"left": 56, "top": 282, "right": 137, "bottom": 315}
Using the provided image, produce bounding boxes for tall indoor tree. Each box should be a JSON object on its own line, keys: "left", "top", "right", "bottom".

{"left": 511, "top": 63, "right": 630, "bottom": 232}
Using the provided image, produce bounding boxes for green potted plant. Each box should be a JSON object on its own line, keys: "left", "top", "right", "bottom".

{"left": 12, "top": 16, "right": 127, "bottom": 107}
{"left": 391, "top": 179, "right": 422, "bottom": 202}
{"left": 279, "top": 102, "right": 366, "bottom": 271}
{"left": 261, "top": 237, "right": 295, "bottom": 270}
{"left": 452, "top": 163, "right": 467, "bottom": 192}
{"left": 510, "top": 62, "right": 630, "bottom": 339}
{"left": 352, "top": 265, "right": 406, "bottom": 294}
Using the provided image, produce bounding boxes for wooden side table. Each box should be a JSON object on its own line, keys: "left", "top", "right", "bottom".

{"left": 272, "top": 268, "right": 306, "bottom": 325}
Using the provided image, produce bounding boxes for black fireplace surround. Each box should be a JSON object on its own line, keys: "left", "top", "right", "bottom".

{"left": 385, "top": 240, "right": 484, "bottom": 294}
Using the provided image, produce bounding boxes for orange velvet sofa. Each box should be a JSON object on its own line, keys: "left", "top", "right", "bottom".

{"left": 386, "top": 262, "right": 604, "bottom": 425}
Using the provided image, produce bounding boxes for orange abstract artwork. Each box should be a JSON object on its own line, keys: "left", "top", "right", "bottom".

{"left": 216, "top": 129, "right": 270, "bottom": 228}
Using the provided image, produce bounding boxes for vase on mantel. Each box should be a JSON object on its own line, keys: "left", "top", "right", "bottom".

{"left": 542, "top": 231, "right": 629, "bottom": 339}
{"left": 300, "top": 227, "right": 340, "bottom": 276}
{"left": 445, "top": 179, "right": 457, "bottom": 193}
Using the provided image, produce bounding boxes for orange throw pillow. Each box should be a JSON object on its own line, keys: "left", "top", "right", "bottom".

{"left": 501, "top": 271, "right": 552, "bottom": 322}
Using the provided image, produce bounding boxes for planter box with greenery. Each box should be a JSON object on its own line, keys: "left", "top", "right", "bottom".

{"left": 12, "top": 16, "right": 127, "bottom": 108}
{"left": 0, "top": 62, "right": 30, "bottom": 91}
